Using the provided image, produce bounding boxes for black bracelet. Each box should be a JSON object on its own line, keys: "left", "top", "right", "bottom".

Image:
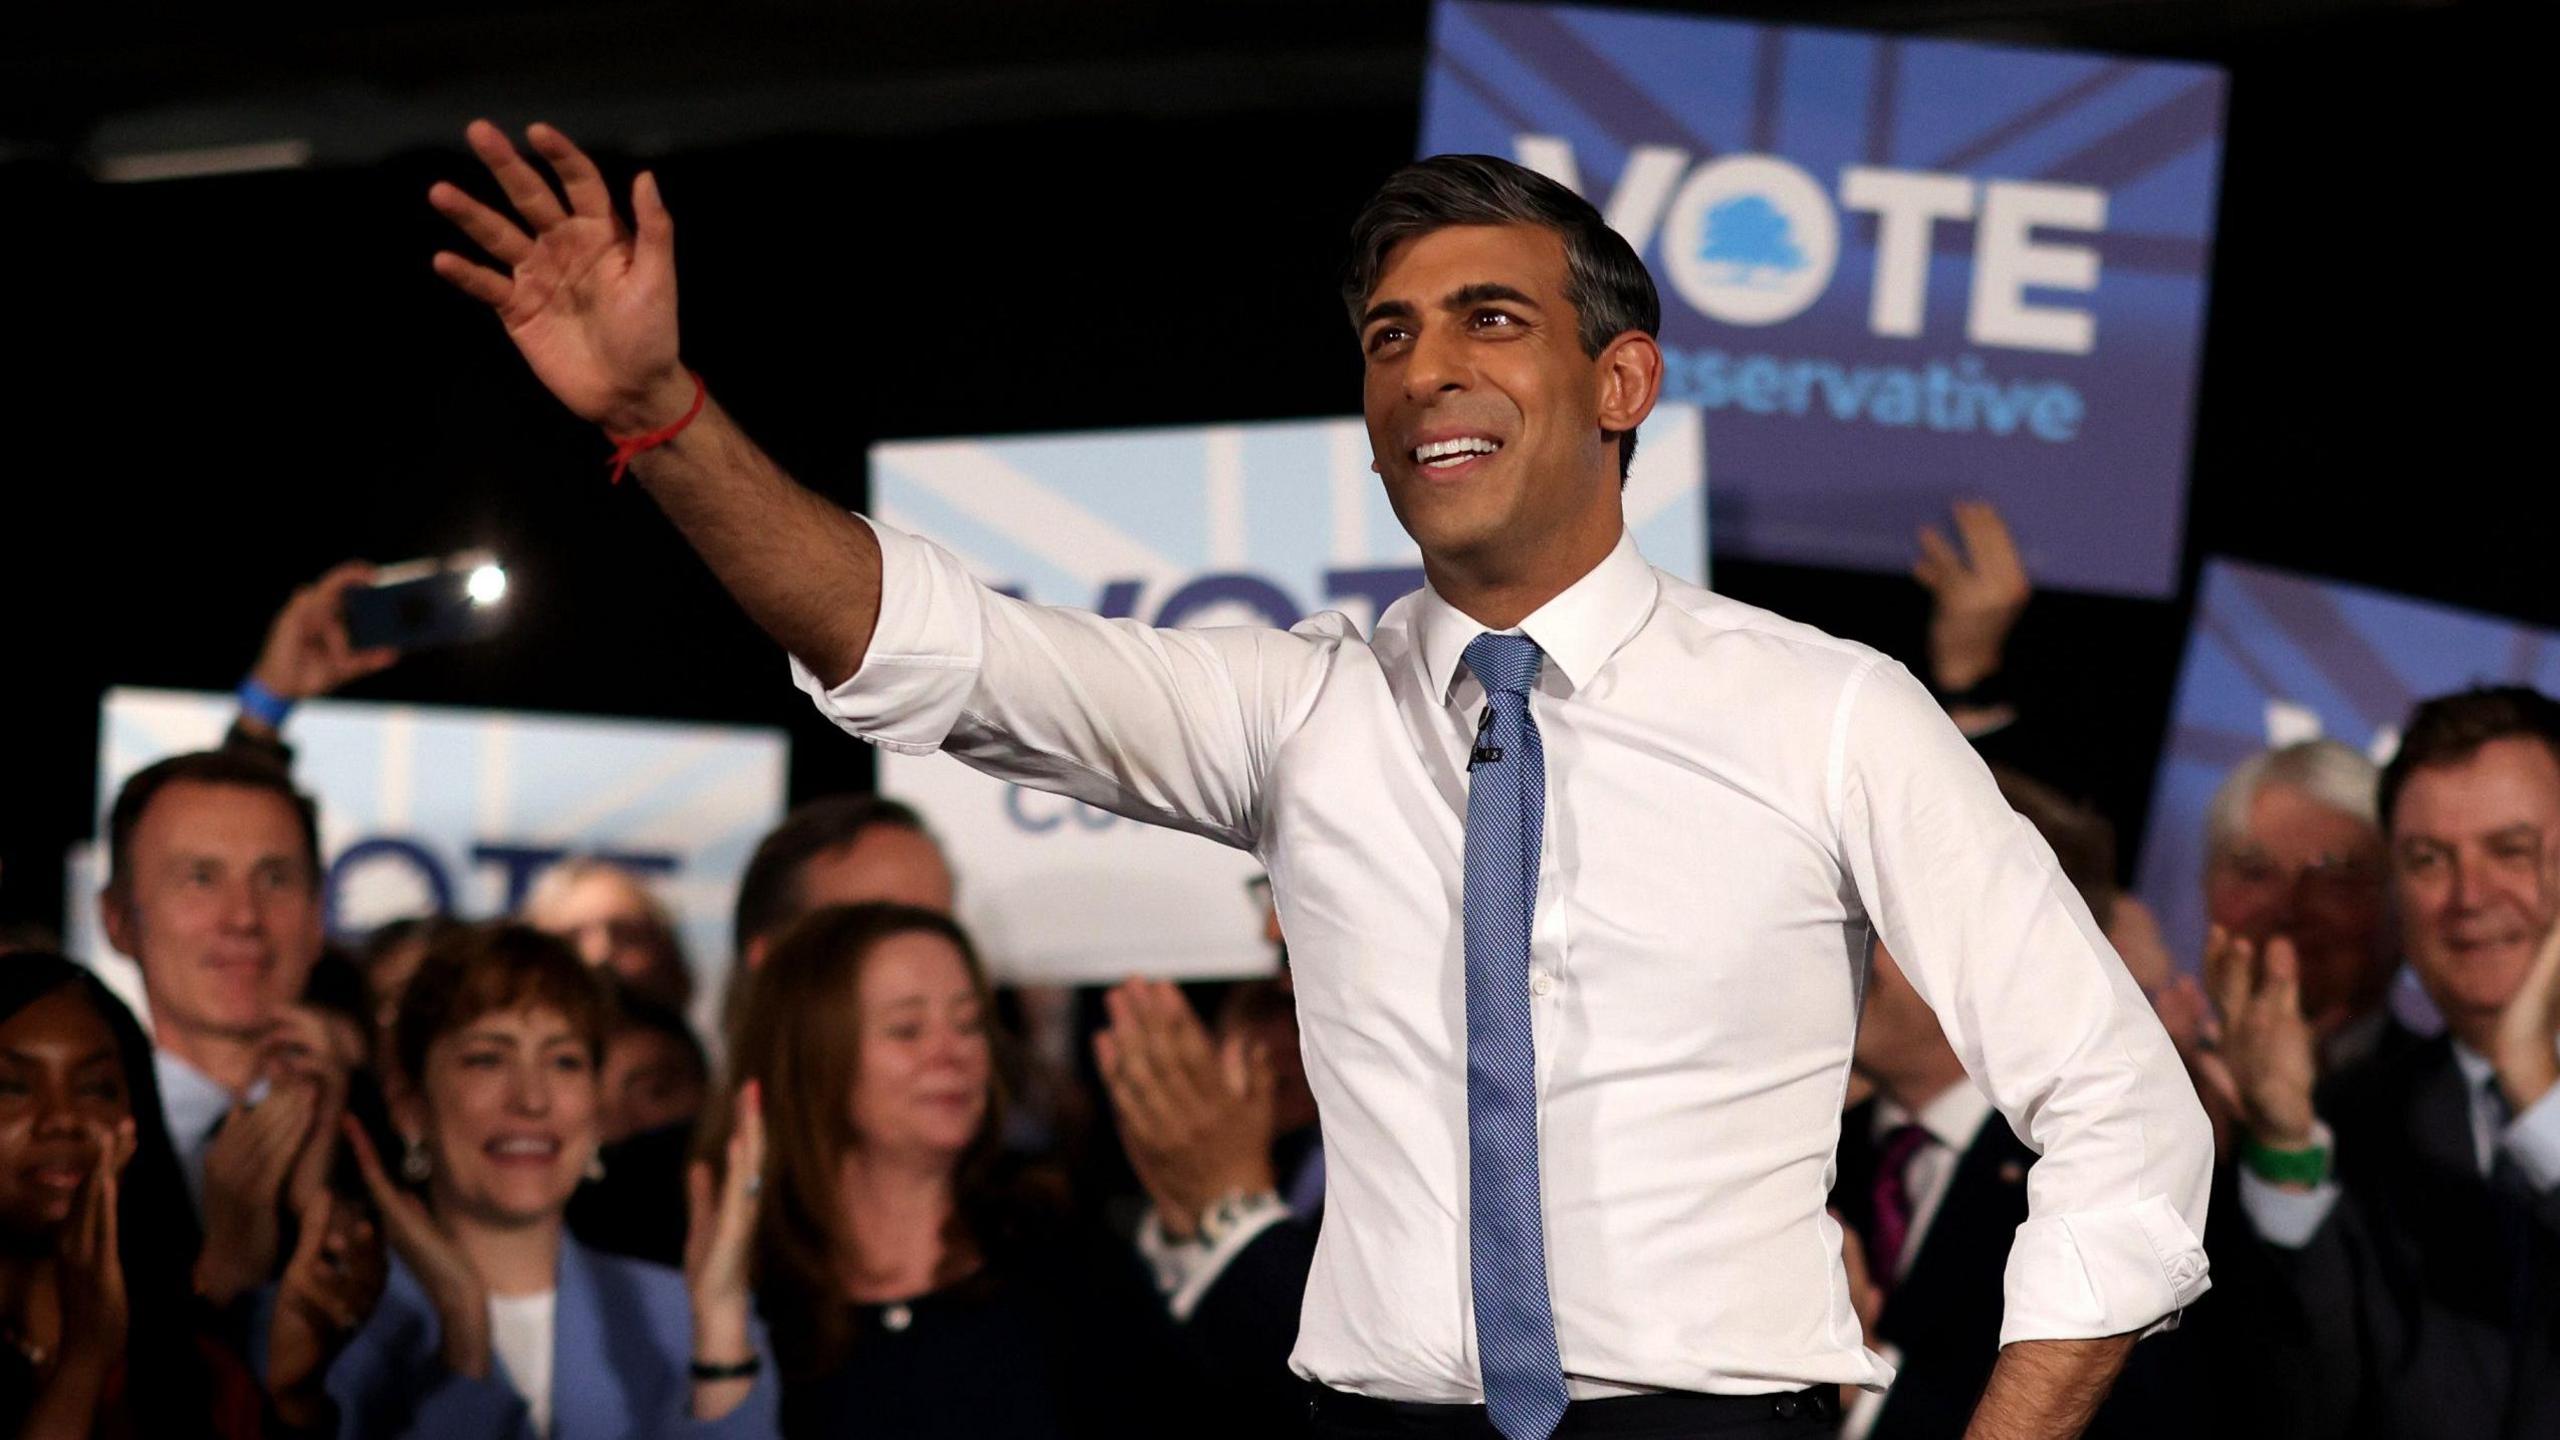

{"left": 689, "top": 1354, "right": 762, "bottom": 1382}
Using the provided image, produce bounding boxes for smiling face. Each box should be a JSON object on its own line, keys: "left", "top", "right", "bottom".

{"left": 413, "top": 1004, "right": 600, "bottom": 1228}
{"left": 1358, "top": 223, "right": 1655, "bottom": 609}
{"left": 103, "top": 780, "right": 323, "bottom": 1053}
{"left": 2391, "top": 736, "right": 2560, "bottom": 1045}
{"left": 845, "top": 932, "right": 992, "bottom": 1164}
{"left": 0, "top": 987, "right": 131, "bottom": 1234}
{"left": 2204, "top": 782, "right": 2390, "bottom": 1023}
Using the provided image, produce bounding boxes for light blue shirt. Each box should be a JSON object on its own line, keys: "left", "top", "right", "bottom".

{"left": 153, "top": 1047, "right": 251, "bottom": 1216}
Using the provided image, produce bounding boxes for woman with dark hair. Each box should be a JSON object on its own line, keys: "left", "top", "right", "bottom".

{"left": 0, "top": 953, "right": 263, "bottom": 1438}
{"left": 708, "top": 903, "right": 1198, "bottom": 1438}
{"left": 273, "top": 922, "right": 776, "bottom": 1438}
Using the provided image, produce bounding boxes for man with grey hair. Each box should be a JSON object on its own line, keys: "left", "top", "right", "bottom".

{"left": 430, "top": 126, "right": 2210, "bottom": 1440}
{"left": 2205, "top": 741, "right": 2403, "bottom": 1064}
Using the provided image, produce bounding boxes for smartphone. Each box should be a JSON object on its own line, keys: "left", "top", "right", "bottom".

{"left": 342, "top": 550, "right": 510, "bottom": 651}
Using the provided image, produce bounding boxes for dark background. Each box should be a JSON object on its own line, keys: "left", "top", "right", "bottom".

{"left": 0, "top": 0, "right": 2534, "bottom": 935}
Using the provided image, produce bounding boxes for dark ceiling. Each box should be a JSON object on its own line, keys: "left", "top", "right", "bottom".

{"left": 6, "top": 1, "right": 2460, "bottom": 170}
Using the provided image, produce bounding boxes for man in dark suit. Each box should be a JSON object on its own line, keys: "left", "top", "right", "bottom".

{"left": 2215, "top": 686, "right": 2560, "bottom": 1439}
{"left": 1833, "top": 938, "right": 2192, "bottom": 1439}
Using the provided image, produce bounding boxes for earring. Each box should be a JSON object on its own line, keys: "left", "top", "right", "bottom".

{"left": 401, "top": 1136, "right": 432, "bottom": 1182}
{"left": 585, "top": 1151, "right": 607, "bottom": 1183}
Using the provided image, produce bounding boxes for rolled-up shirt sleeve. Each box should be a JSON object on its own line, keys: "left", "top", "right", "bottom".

{"left": 789, "top": 514, "right": 1335, "bottom": 850}
{"left": 1832, "top": 657, "right": 2214, "bottom": 1346}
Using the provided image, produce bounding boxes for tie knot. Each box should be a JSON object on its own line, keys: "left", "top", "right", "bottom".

{"left": 1464, "top": 633, "right": 1545, "bottom": 698}
{"left": 2485, "top": 1074, "right": 2517, "bottom": 1127}
{"left": 1878, "top": 1122, "right": 1933, "bottom": 1176}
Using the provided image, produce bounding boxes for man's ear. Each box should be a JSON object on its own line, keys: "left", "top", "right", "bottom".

{"left": 744, "top": 934, "right": 771, "bottom": 972}
{"left": 100, "top": 884, "right": 138, "bottom": 961}
{"left": 1595, "top": 330, "right": 1665, "bottom": 440}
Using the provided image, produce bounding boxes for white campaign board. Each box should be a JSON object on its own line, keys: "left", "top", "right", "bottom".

{"left": 72, "top": 688, "right": 787, "bottom": 1041}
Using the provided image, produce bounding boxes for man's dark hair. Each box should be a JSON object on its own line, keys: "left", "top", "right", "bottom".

{"left": 1343, "top": 153, "right": 1662, "bottom": 481}
{"left": 106, "top": 749, "right": 322, "bottom": 897}
{"left": 2379, "top": 685, "right": 2560, "bottom": 834}
{"left": 606, "top": 983, "right": 710, "bottom": 1090}
{"left": 730, "top": 794, "right": 932, "bottom": 956}
{"left": 1992, "top": 764, "right": 2121, "bottom": 928}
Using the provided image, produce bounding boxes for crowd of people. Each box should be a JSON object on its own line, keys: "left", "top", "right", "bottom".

{"left": 5, "top": 123, "right": 2556, "bottom": 1439}
{"left": 5, "top": 499, "right": 2553, "bottom": 1440}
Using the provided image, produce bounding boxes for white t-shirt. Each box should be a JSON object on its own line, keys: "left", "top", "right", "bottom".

{"left": 488, "top": 1289, "right": 558, "bottom": 1436}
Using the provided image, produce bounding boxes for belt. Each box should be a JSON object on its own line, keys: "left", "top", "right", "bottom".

{"left": 1307, "top": 1383, "right": 1839, "bottom": 1437}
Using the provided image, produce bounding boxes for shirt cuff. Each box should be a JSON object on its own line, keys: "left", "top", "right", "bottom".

{"left": 2502, "top": 1085, "right": 2560, "bottom": 1193}
{"left": 1996, "top": 1195, "right": 2211, "bottom": 1347}
{"left": 1132, "top": 1204, "right": 1291, "bottom": 1323}
{"left": 2236, "top": 1167, "right": 2341, "bottom": 1249}
{"left": 785, "top": 514, "right": 987, "bottom": 756}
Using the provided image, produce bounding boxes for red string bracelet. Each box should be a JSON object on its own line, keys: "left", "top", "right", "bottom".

{"left": 604, "top": 371, "right": 708, "bottom": 484}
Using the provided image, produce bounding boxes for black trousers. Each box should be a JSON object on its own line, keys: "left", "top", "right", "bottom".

{"left": 1306, "top": 1384, "right": 1840, "bottom": 1439}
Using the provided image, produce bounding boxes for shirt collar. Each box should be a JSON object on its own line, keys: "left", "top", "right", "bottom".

{"left": 1412, "top": 528, "right": 1658, "bottom": 703}
{"left": 2451, "top": 1035, "right": 2560, "bottom": 1091}
{"left": 1875, "top": 1079, "right": 1997, "bottom": 1152}
{"left": 153, "top": 1047, "right": 240, "bottom": 1147}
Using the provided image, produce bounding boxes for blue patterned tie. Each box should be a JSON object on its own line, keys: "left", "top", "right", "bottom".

{"left": 1460, "top": 632, "right": 1568, "bottom": 1440}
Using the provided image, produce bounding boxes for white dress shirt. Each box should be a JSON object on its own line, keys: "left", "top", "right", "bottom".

{"left": 798, "top": 517, "right": 2214, "bottom": 1402}
{"left": 2240, "top": 1038, "right": 2560, "bottom": 1247}
{"left": 489, "top": 1288, "right": 560, "bottom": 1436}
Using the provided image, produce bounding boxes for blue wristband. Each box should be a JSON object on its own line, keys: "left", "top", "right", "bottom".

{"left": 237, "top": 676, "right": 295, "bottom": 730}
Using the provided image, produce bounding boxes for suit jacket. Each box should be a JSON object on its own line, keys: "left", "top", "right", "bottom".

{"left": 2232, "top": 1035, "right": 2560, "bottom": 1439}
{"left": 568, "top": 1121, "right": 693, "bottom": 1269}
{"left": 1832, "top": 1098, "right": 2194, "bottom": 1439}
{"left": 322, "top": 1234, "right": 779, "bottom": 1440}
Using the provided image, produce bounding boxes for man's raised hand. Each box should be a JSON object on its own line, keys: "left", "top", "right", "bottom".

{"left": 429, "top": 120, "right": 693, "bottom": 434}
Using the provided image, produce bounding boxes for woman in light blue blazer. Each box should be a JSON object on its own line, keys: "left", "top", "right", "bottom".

{"left": 266, "top": 923, "right": 776, "bottom": 1439}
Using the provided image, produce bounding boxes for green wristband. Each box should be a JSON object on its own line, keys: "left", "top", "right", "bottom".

{"left": 2242, "top": 1134, "right": 2332, "bottom": 1187}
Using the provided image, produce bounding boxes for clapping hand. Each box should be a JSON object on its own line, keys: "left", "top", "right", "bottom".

{"left": 16, "top": 1120, "right": 138, "bottom": 1439}
{"left": 1094, "top": 978, "right": 1277, "bottom": 1240}
{"left": 2206, "top": 925, "right": 2321, "bottom": 1155}
{"left": 345, "top": 1117, "right": 491, "bottom": 1378}
{"left": 683, "top": 1081, "right": 766, "bottom": 1420}
{"left": 2491, "top": 844, "right": 2560, "bottom": 1114}
{"left": 57, "top": 1120, "right": 136, "bottom": 1368}
{"left": 1912, "top": 500, "right": 2030, "bottom": 698}
{"left": 266, "top": 1191, "right": 388, "bottom": 1431}
{"left": 430, "top": 121, "right": 693, "bottom": 435}
{"left": 194, "top": 1078, "right": 320, "bottom": 1306}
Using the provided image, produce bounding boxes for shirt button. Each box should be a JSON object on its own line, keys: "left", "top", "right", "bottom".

{"left": 1530, "top": 971, "right": 1554, "bottom": 997}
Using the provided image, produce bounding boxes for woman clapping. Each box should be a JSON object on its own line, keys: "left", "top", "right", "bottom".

{"left": 267, "top": 923, "right": 775, "bottom": 1439}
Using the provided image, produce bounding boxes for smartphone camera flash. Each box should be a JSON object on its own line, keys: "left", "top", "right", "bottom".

{"left": 467, "top": 563, "right": 508, "bottom": 607}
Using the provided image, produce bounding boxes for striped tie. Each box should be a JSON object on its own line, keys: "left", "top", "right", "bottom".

{"left": 1461, "top": 632, "right": 1568, "bottom": 1440}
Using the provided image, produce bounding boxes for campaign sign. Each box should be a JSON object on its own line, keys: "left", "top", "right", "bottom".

{"left": 71, "top": 688, "right": 788, "bottom": 1038}
{"left": 872, "top": 406, "right": 1706, "bottom": 983}
{"left": 1420, "top": 1, "right": 2224, "bottom": 597}
{"left": 2134, "top": 561, "right": 2560, "bottom": 970}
